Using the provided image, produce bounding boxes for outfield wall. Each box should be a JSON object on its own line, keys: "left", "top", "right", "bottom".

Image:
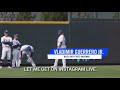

{"left": 70, "top": 21, "right": 120, "bottom": 65}
{"left": 0, "top": 21, "right": 120, "bottom": 65}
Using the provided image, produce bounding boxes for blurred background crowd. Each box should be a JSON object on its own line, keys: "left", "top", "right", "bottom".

{"left": 0, "top": 12, "right": 120, "bottom": 21}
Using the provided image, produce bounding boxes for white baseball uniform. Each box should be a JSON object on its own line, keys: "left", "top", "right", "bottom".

{"left": 1, "top": 36, "right": 12, "bottom": 60}
{"left": 12, "top": 39, "right": 21, "bottom": 67}
{"left": 54, "top": 34, "right": 66, "bottom": 67}
{"left": 19, "top": 45, "right": 36, "bottom": 67}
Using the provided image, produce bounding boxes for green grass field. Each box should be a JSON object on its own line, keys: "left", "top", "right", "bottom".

{"left": 0, "top": 66, "right": 120, "bottom": 78}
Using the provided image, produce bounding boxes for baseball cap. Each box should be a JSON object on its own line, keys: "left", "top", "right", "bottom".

{"left": 27, "top": 46, "right": 32, "bottom": 51}
{"left": 58, "top": 29, "right": 63, "bottom": 33}
{"left": 4, "top": 30, "right": 8, "bottom": 33}
{"left": 14, "top": 34, "right": 19, "bottom": 37}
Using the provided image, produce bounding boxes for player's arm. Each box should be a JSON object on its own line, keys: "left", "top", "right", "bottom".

{"left": 18, "top": 42, "right": 22, "bottom": 48}
{"left": 1, "top": 37, "right": 4, "bottom": 43}
{"left": 30, "top": 47, "right": 34, "bottom": 57}
{"left": 2, "top": 42, "right": 10, "bottom": 44}
{"left": 21, "top": 51, "right": 22, "bottom": 58}
{"left": 30, "top": 52, "right": 33, "bottom": 57}
{"left": 13, "top": 44, "right": 21, "bottom": 48}
{"left": 19, "top": 51, "right": 23, "bottom": 59}
{"left": 1, "top": 41, "right": 12, "bottom": 45}
{"left": 8, "top": 42, "right": 13, "bottom": 46}
{"left": 1, "top": 37, "right": 10, "bottom": 44}
{"left": 2, "top": 38, "right": 12, "bottom": 46}
{"left": 57, "top": 36, "right": 64, "bottom": 48}
{"left": 8, "top": 37, "right": 13, "bottom": 46}
{"left": 13, "top": 40, "right": 21, "bottom": 48}
{"left": 1, "top": 37, "right": 6, "bottom": 44}
{"left": 58, "top": 42, "right": 62, "bottom": 48}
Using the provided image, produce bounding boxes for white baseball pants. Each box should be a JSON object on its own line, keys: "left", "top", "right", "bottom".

{"left": 1, "top": 47, "right": 11, "bottom": 60}
{"left": 53, "top": 46, "right": 66, "bottom": 67}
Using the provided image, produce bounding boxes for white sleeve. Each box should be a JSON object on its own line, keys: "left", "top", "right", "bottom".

{"left": 59, "top": 35, "right": 64, "bottom": 43}
{"left": 20, "top": 46, "right": 24, "bottom": 51}
{"left": 1, "top": 37, "right": 4, "bottom": 43}
{"left": 10, "top": 37, "right": 12, "bottom": 42}
{"left": 12, "top": 40, "right": 16, "bottom": 46}
{"left": 31, "top": 46, "right": 34, "bottom": 52}
{"left": 20, "top": 48, "right": 23, "bottom": 51}
{"left": 18, "top": 41, "right": 21, "bottom": 45}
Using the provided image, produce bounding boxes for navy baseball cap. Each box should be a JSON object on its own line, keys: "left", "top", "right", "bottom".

{"left": 58, "top": 29, "right": 63, "bottom": 33}
{"left": 14, "top": 34, "right": 19, "bottom": 37}
{"left": 4, "top": 30, "right": 8, "bottom": 33}
{"left": 27, "top": 46, "right": 32, "bottom": 52}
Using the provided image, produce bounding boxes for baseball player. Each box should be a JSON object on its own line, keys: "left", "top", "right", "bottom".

{"left": 53, "top": 30, "right": 66, "bottom": 67}
{"left": 12, "top": 34, "right": 21, "bottom": 68}
{"left": 0, "top": 30, "right": 12, "bottom": 68}
{"left": 18, "top": 45, "right": 36, "bottom": 67}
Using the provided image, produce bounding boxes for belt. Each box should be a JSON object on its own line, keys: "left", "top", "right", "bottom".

{"left": 13, "top": 47, "right": 20, "bottom": 50}
{"left": 13, "top": 49, "right": 20, "bottom": 50}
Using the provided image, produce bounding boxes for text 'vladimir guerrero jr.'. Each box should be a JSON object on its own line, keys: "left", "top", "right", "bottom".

{"left": 24, "top": 67, "right": 97, "bottom": 72}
